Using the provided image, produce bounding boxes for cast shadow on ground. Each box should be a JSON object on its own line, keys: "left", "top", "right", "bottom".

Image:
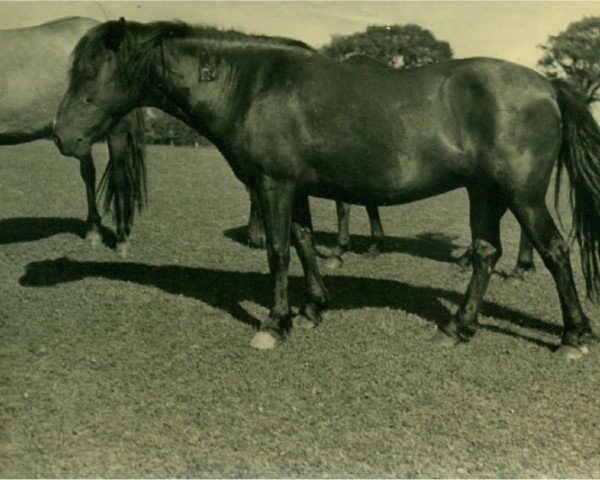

{"left": 224, "top": 226, "right": 464, "bottom": 264}
{"left": 20, "top": 258, "right": 560, "bottom": 349}
{"left": 0, "top": 216, "right": 117, "bottom": 248}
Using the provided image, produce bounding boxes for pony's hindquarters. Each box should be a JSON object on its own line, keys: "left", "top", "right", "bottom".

{"left": 499, "top": 80, "right": 597, "bottom": 353}
{"left": 439, "top": 61, "right": 594, "bottom": 355}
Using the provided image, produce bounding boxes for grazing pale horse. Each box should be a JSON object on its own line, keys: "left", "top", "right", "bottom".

{"left": 0, "top": 17, "right": 146, "bottom": 254}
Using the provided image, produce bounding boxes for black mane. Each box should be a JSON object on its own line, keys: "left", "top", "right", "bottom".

{"left": 69, "top": 19, "right": 315, "bottom": 90}
{"left": 126, "top": 20, "right": 316, "bottom": 51}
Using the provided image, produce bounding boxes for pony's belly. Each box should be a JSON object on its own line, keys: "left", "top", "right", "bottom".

{"left": 304, "top": 150, "right": 461, "bottom": 205}
{"left": 306, "top": 171, "right": 460, "bottom": 206}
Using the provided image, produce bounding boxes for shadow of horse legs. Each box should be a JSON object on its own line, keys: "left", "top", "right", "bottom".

{"left": 223, "top": 226, "right": 465, "bottom": 264}
{"left": 19, "top": 258, "right": 560, "bottom": 349}
{"left": 0, "top": 217, "right": 116, "bottom": 247}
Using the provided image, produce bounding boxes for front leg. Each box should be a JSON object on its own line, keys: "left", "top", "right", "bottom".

{"left": 250, "top": 177, "right": 295, "bottom": 350}
{"left": 77, "top": 154, "right": 102, "bottom": 246}
{"left": 365, "top": 204, "right": 384, "bottom": 258}
{"left": 436, "top": 186, "right": 506, "bottom": 344}
{"left": 291, "top": 195, "right": 329, "bottom": 329}
{"left": 507, "top": 229, "right": 536, "bottom": 279}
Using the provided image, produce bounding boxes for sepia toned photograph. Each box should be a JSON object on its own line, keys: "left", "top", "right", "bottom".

{"left": 2, "top": 1, "right": 600, "bottom": 477}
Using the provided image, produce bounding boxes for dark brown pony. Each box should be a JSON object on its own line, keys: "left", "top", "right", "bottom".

{"left": 0, "top": 17, "right": 146, "bottom": 255}
{"left": 247, "top": 53, "right": 536, "bottom": 275}
{"left": 53, "top": 19, "right": 600, "bottom": 359}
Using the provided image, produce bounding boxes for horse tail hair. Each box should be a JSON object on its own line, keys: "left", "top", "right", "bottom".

{"left": 553, "top": 79, "right": 600, "bottom": 302}
{"left": 98, "top": 108, "right": 147, "bottom": 235}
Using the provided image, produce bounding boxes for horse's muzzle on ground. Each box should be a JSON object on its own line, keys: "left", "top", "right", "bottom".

{"left": 52, "top": 128, "right": 88, "bottom": 157}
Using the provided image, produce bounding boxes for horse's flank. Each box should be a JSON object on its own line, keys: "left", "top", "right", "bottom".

{"left": 0, "top": 16, "right": 98, "bottom": 144}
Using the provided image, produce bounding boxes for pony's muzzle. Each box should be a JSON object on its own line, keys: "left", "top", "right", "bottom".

{"left": 52, "top": 130, "right": 86, "bottom": 157}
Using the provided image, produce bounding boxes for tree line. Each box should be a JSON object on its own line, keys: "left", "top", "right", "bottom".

{"left": 144, "top": 17, "right": 600, "bottom": 146}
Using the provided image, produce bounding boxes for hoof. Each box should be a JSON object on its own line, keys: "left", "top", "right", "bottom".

{"left": 323, "top": 256, "right": 343, "bottom": 270}
{"left": 293, "top": 314, "right": 318, "bottom": 330}
{"left": 363, "top": 245, "right": 380, "bottom": 259}
{"left": 430, "top": 330, "right": 459, "bottom": 347}
{"left": 85, "top": 230, "right": 101, "bottom": 247}
{"left": 506, "top": 266, "right": 535, "bottom": 282}
{"left": 115, "top": 242, "right": 129, "bottom": 259}
{"left": 247, "top": 235, "right": 266, "bottom": 250}
{"left": 456, "top": 255, "right": 472, "bottom": 270}
{"left": 581, "top": 332, "right": 600, "bottom": 344}
{"left": 556, "top": 344, "right": 588, "bottom": 361}
{"left": 250, "top": 331, "right": 278, "bottom": 350}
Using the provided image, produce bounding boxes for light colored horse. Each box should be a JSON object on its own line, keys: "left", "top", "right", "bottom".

{"left": 0, "top": 17, "right": 146, "bottom": 254}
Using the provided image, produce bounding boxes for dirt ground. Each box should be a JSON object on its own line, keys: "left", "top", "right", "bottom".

{"left": 1, "top": 141, "right": 600, "bottom": 477}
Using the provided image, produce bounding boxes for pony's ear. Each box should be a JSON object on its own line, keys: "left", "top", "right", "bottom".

{"left": 105, "top": 17, "right": 128, "bottom": 52}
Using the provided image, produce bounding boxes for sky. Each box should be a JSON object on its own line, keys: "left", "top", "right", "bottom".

{"left": 2, "top": 1, "right": 600, "bottom": 69}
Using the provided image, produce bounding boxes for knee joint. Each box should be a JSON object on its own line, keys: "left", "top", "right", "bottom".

{"left": 472, "top": 239, "right": 501, "bottom": 271}
{"left": 548, "top": 237, "right": 569, "bottom": 260}
{"left": 268, "top": 247, "right": 290, "bottom": 267}
{"left": 292, "top": 224, "right": 312, "bottom": 246}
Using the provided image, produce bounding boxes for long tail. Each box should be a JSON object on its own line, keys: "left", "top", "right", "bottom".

{"left": 553, "top": 79, "right": 600, "bottom": 301}
{"left": 98, "top": 108, "right": 147, "bottom": 236}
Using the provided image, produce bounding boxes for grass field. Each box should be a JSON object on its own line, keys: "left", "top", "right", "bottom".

{"left": 1, "top": 141, "right": 600, "bottom": 477}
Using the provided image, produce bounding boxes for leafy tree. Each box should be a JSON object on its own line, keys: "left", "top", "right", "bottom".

{"left": 539, "top": 16, "right": 600, "bottom": 103}
{"left": 321, "top": 24, "right": 453, "bottom": 68}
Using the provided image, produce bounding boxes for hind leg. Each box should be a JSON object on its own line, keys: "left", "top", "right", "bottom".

{"left": 364, "top": 204, "right": 384, "bottom": 258}
{"left": 511, "top": 201, "right": 592, "bottom": 356}
{"left": 436, "top": 186, "right": 507, "bottom": 343}
{"left": 77, "top": 154, "right": 101, "bottom": 246}
{"left": 291, "top": 195, "right": 329, "bottom": 329}
{"left": 508, "top": 229, "right": 536, "bottom": 279}
{"left": 324, "top": 201, "right": 351, "bottom": 269}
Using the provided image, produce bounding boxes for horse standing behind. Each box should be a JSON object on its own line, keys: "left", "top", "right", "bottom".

{"left": 0, "top": 17, "right": 146, "bottom": 255}
{"left": 53, "top": 19, "right": 600, "bottom": 359}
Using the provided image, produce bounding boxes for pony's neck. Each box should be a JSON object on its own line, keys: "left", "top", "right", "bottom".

{"left": 137, "top": 36, "right": 315, "bottom": 147}
{"left": 141, "top": 39, "right": 255, "bottom": 145}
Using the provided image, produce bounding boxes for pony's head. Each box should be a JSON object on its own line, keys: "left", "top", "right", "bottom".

{"left": 53, "top": 18, "right": 140, "bottom": 157}
{"left": 53, "top": 17, "right": 316, "bottom": 157}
